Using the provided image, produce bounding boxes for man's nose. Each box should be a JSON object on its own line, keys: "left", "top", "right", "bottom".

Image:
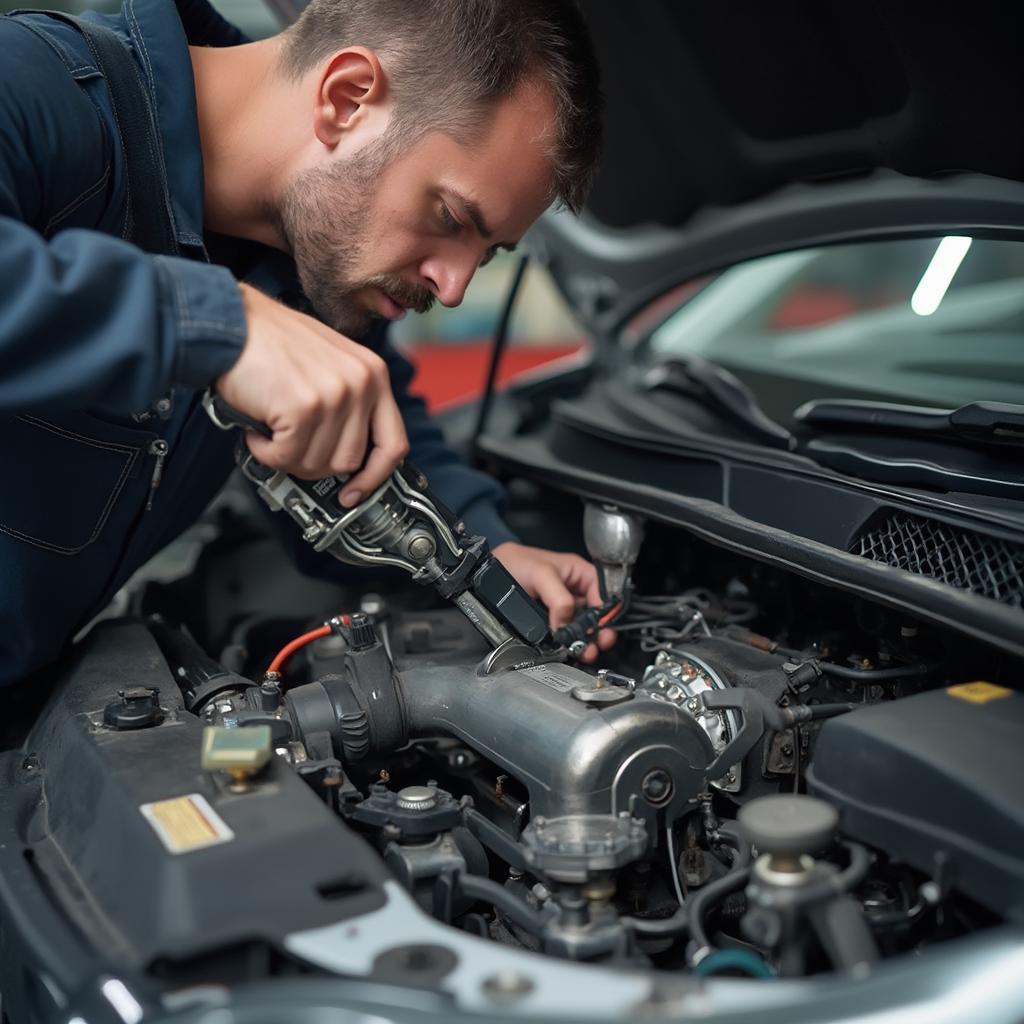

{"left": 420, "top": 251, "right": 477, "bottom": 308}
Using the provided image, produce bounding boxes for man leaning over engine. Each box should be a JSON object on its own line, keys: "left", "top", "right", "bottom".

{"left": 0, "top": 0, "right": 618, "bottom": 688}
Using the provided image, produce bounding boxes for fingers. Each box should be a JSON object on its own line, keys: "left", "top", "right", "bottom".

{"left": 221, "top": 288, "right": 407, "bottom": 482}
{"left": 339, "top": 387, "right": 410, "bottom": 506}
{"left": 530, "top": 563, "right": 577, "bottom": 629}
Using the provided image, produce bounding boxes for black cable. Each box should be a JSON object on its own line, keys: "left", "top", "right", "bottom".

{"left": 687, "top": 866, "right": 752, "bottom": 965}
{"left": 472, "top": 254, "right": 530, "bottom": 446}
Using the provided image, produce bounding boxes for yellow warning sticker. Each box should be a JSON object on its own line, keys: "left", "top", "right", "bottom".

{"left": 946, "top": 682, "right": 1013, "bottom": 705}
{"left": 140, "top": 793, "right": 234, "bottom": 854}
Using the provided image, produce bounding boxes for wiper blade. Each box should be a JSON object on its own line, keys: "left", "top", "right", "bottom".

{"left": 644, "top": 356, "right": 794, "bottom": 450}
{"left": 796, "top": 399, "right": 1024, "bottom": 449}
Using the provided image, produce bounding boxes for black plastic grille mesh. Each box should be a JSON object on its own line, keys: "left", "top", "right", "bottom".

{"left": 851, "top": 513, "right": 1024, "bottom": 609}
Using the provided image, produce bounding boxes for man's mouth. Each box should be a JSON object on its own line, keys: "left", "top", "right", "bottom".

{"left": 374, "top": 288, "right": 408, "bottom": 321}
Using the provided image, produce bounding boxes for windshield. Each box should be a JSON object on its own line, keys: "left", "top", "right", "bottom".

{"left": 648, "top": 236, "right": 1024, "bottom": 427}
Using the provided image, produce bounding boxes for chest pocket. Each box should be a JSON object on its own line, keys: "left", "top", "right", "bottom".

{"left": 0, "top": 413, "right": 151, "bottom": 555}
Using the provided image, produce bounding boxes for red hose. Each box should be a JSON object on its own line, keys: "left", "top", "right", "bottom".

{"left": 266, "top": 614, "right": 350, "bottom": 678}
{"left": 598, "top": 602, "right": 623, "bottom": 629}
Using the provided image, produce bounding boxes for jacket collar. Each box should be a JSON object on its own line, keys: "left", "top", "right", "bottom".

{"left": 120, "top": 0, "right": 248, "bottom": 253}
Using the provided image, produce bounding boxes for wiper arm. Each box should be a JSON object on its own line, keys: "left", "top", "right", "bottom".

{"left": 796, "top": 399, "right": 1024, "bottom": 449}
{"left": 644, "top": 355, "right": 794, "bottom": 450}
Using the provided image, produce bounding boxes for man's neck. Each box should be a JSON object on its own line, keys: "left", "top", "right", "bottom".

{"left": 190, "top": 38, "right": 301, "bottom": 251}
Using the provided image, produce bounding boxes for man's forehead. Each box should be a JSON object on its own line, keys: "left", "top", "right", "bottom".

{"left": 435, "top": 101, "right": 556, "bottom": 236}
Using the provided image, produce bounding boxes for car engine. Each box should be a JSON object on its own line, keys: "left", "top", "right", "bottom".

{"left": 2, "top": 486, "right": 1022, "bottom": 1021}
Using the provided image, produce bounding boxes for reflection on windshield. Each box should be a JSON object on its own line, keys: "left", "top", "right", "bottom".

{"left": 911, "top": 236, "right": 972, "bottom": 316}
{"left": 649, "top": 236, "right": 1024, "bottom": 421}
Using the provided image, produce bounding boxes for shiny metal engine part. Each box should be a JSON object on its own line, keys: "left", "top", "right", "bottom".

{"left": 397, "top": 658, "right": 716, "bottom": 832}
{"left": 639, "top": 649, "right": 742, "bottom": 793}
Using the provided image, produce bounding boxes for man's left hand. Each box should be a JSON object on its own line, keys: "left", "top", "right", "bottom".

{"left": 492, "top": 542, "right": 617, "bottom": 664}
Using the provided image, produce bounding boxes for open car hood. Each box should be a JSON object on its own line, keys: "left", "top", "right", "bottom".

{"left": 532, "top": 2, "right": 1024, "bottom": 339}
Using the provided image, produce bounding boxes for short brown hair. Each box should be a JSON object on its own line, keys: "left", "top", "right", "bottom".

{"left": 282, "top": 0, "right": 602, "bottom": 213}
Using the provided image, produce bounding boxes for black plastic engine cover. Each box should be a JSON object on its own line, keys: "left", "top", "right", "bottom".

{"left": 807, "top": 685, "right": 1024, "bottom": 920}
{"left": 0, "top": 619, "right": 391, "bottom": 1019}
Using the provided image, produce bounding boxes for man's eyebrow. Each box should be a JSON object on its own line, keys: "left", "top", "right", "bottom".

{"left": 446, "top": 189, "right": 518, "bottom": 252}
{"left": 448, "top": 190, "right": 494, "bottom": 240}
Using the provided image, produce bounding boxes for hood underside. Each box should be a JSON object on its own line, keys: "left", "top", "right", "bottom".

{"left": 534, "top": 2, "right": 1024, "bottom": 335}
{"left": 584, "top": 2, "right": 1024, "bottom": 230}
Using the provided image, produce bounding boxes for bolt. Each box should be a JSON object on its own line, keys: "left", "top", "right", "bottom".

{"left": 655, "top": 651, "right": 670, "bottom": 666}
{"left": 668, "top": 663, "right": 682, "bottom": 678}
{"left": 686, "top": 697, "right": 700, "bottom": 713}
{"left": 407, "top": 535, "right": 436, "bottom": 561}
{"left": 416, "top": 474, "right": 429, "bottom": 490}
{"left": 455, "top": 521, "right": 466, "bottom": 535}
{"left": 533, "top": 816, "right": 547, "bottom": 831}
{"left": 482, "top": 972, "right": 534, "bottom": 1002}
{"left": 595, "top": 670, "right": 608, "bottom": 689}
{"left": 379, "top": 768, "right": 391, "bottom": 784}
{"left": 568, "top": 640, "right": 586, "bottom": 657}
{"left": 642, "top": 768, "right": 673, "bottom": 805}
{"left": 725, "top": 771, "right": 736, "bottom": 784}
{"left": 155, "top": 397, "right": 172, "bottom": 414}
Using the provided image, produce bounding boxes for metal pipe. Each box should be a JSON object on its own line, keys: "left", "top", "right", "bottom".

{"left": 453, "top": 591, "right": 513, "bottom": 650}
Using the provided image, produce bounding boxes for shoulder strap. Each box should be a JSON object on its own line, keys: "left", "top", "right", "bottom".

{"left": 59, "top": 14, "right": 180, "bottom": 256}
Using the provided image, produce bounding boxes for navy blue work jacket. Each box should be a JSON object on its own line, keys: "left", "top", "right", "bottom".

{"left": 0, "top": 0, "right": 514, "bottom": 687}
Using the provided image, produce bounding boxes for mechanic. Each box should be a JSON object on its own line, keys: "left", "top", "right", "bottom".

{"left": 0, "top": 0, "right": 615, "bottom": 690}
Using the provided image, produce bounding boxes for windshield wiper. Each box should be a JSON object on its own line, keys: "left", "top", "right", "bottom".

{"left": 644, "top": 355, "right": 794, "bottom": 450}
{"left": 796, "top": 399, "right": 1024, "bottom": 449}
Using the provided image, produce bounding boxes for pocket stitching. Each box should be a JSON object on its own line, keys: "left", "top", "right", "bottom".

{"left": 16, "top": 414, "right": 140, "bottom": 453}
{"left": 1, "top": 416, "right": 142, "bottom": 555}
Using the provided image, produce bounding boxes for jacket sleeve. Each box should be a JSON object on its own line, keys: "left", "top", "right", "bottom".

{"left": 0, "top": 19, "right": 246, "bottom": 415}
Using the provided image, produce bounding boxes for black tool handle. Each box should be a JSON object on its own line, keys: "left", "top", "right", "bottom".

{"left": 205, "top": 391, "right": 274, "bottom": 439}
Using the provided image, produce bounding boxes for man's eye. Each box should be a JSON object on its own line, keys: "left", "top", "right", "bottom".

{"left": 439, "top": 203, "right": 460, "bottom": 232}
{"left": 480, "top": 246, "right": 499, "bottom": 267}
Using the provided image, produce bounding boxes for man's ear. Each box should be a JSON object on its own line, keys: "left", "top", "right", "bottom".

{"left": 313, "top": 47, "right": 386, "bottom": 148}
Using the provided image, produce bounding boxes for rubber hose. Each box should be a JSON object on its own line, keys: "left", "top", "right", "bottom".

{"left": 622, "top": 906, "right": 689, "bottom": 939}
{"left": 819, "top": 662, "right": 931, "bottom": 682}
{"left": 687, "top": 866, "right": 752, "bottom": 965}
{"left": 457, "top": 873, "right": 546, "bottom": 938}
{"left": 693, "top": 947, "right": 774, "bottom": 979}
{"left": 715, "top": 822, "right": 752, "bottom": 869}
{"left": 783, "top": 842, "right": 874, "bottom": 907}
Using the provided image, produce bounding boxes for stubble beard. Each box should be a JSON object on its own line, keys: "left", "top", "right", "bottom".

{"left": 279, "top": 147, "right": 435, "bottom": 336}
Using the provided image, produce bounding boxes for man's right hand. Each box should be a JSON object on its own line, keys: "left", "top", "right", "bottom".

{"left": 215, "top": 283, "right": 409, "bottom": 506}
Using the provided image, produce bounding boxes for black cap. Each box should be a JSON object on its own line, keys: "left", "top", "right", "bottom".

{"left": 739, "top": 794, "right": 838, "bottom": 857}
{"left": 103, "top": 687, "right": 163, "bottom": 731}
{"left": 348, "top": 613, "right": 376, "bottom": 651}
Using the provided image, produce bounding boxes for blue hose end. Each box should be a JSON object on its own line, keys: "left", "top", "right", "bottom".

{"left": 693, "top": 948, "right": 775, "bottom": 979}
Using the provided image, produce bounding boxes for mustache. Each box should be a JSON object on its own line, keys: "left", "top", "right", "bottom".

{"left": 365, "top": 275, "right": 436, "bottom": 316}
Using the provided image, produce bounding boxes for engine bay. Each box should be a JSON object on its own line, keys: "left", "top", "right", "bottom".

{"left": 2, "top": 489, "right": 1023, "bottom": 1020}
